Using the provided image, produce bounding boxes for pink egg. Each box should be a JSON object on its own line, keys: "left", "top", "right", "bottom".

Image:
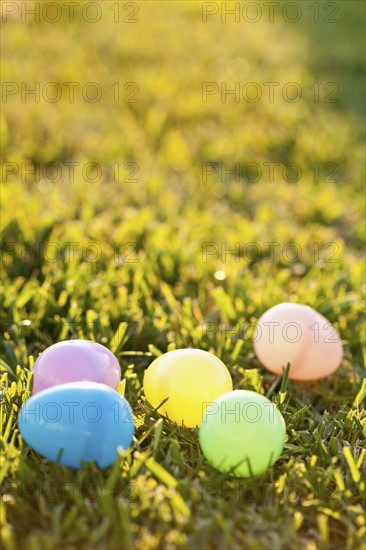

{"left": 32, "top": 340, "right": 121, "bottom": 394}
{"left": 253, "top": 303, "right": 343, "bottom": 380}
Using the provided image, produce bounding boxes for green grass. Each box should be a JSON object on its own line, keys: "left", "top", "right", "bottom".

{"left": 1, "top": 1, "right": 365, "bottom": 548}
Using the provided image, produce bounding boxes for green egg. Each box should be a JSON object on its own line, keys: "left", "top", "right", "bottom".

{"left": 199, "top": 390, "right": 286, "bottom": 477}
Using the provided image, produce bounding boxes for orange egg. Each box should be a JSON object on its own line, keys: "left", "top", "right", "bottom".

{"left": 254, "top": 303, "right": 343, "bottom": 380}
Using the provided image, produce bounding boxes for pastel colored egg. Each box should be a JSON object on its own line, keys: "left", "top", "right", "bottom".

{"left": 143, "top": 348, "right": 233, "bottom": 428}
{"left": 18, "top": 382, "right": 134, "bottom": 469}
{"left": 32, "top": 340, "right": 121, "bottom": 394}
{"left": 254, "top": 303, "right": 343, "bottom": 381}
{"left": 199, "top": 390, "right": 286, "bottom": 477}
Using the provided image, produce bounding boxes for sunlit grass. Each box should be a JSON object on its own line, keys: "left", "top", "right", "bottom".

{"left": 1, "top": 1, "right": 365, "bottom": 548}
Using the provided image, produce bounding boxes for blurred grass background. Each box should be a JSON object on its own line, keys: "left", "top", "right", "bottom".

{"left": 1, "top": 1, "right": 365, "bottom": 549}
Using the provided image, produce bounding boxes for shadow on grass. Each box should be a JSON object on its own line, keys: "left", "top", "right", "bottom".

{"left": 297, "top": 0, "right": 365, "bottom": 132}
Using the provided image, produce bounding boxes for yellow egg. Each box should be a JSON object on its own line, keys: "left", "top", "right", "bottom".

{"left": 143, "top": 349, "right": 233, "bottom": 427}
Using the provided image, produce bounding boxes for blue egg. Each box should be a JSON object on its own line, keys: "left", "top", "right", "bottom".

{"left": 18, "top": 382, "right": 135, "bottom": 469}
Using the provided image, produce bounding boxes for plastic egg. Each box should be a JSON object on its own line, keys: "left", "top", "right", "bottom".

{"left": 199, "top": 390, "right": 286, "bottom": 477}
{"left": 18, "top": 382, "right": 134, "bottom": 469}
{"left": 254, "top": 303, "right": 343, "bottom": 380}
{"left": 32, "top": 340, "right": 121, "bottom": 394}
{"left": 143, "top": 348, "right": 233, "bottom": 427}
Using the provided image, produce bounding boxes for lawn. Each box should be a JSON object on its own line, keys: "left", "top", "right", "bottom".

{"left": 1, "top": 1, "right": 365, "bottom": 549}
